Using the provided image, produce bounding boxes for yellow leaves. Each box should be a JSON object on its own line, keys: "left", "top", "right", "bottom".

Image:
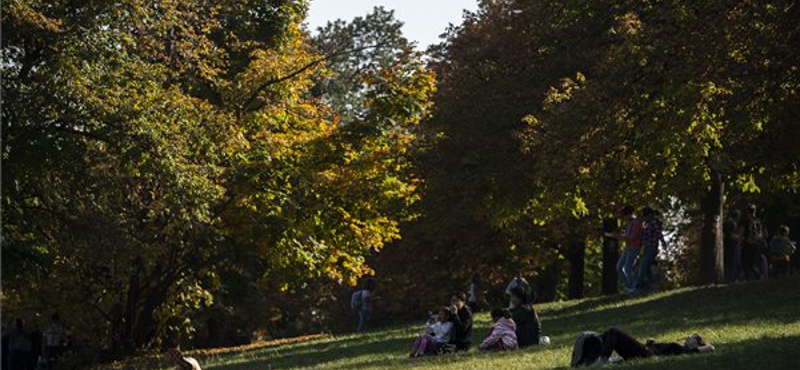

{"left": 7, "top": 0, "right": 63, "bottom": 32}
{"left": 543, "top": 72, "right": 587, "bottom": 108}
{"left": 737, "top": 173, "right": 762, "bottom": 194}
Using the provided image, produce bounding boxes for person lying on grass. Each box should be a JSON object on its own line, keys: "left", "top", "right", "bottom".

{"left": 409, "top": 307, "right": 453, "bottom": 357}
{"left": 571, "top": 328, "right": 715, "bottom": 367}
{"left": 478, "top": 308, "right": 519, "bottom": 353}
{"left": 169, "top": 348, "right": 202, "bottom": 370}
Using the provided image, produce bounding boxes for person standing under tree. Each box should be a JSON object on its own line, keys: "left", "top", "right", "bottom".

{"left": 467, "top": 273, "right": 482, "bottom": 312}
{"left": 353, "top": 278, "right": 377, "bottom": 332}
{"left": 724, "top": 210, "right": 743, "bottom": 282}
{"left": 42, "top": 313, "right": 66, "bottom": 370}
{"left": 616, "top": 205, "right": 643, "bottom": 294}
{"left": 769, "top": 225, "right": 797, "bottom": 278}
{"left": 741, "top": 204, "right": 767, "bottom": 281}
{"left": 637, "top": 207, "right": 667, "bottom": 292}
{"left": 7, "top": 319, "right": 31, "bottom": 370}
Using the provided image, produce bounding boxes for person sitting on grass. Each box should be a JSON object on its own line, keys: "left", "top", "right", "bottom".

{"left": 478, "top": 308, "right": 518, "bottom": 353}
{"left": 449, "top": 293, "right": 474, "bottom": 351}
{"left": 571, "top": 328, "right": 715, "bottom": 367}
{"left": 409, "top": 307, "right": 453, "bottom": 358}
{"left": 169, "top": 348, "right": 202, "bottom": 370}
{"left": 509, "top": 286, "right": 543, "bottom": 348}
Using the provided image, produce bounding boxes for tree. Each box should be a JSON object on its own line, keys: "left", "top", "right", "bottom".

{"left": 2, "top": 0, "right": 434, "bottom": 358}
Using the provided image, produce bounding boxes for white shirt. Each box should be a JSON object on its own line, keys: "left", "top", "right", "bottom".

{"left": 176, "top": 357, "right": 202, "bottom": 370}
{"left": 360, "top": 289, "right": 372, "bottom": 311}
{"left": 426, "top": 321, "right": 453, "bottom": 344}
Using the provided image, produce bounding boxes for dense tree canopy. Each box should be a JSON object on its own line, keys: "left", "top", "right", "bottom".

{"left": 2, "top": 0, "right": 799, "bottom": 365}
{"left": 373, "top": 0, "right": 799, "bottom": 315}
{"left": 2, "top": 0, "right": 433, "bottom": 359}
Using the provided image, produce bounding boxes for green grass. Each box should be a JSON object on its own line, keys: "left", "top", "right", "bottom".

{"left": 179, "top": 277, "right": 800, "bottom": 370}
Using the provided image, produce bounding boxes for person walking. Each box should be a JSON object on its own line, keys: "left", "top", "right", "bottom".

{"left": 616, "top": 205, "right": 643, "bottom": 293}
{"left": 636, "top": 207, "right": 666, "bottom": 292}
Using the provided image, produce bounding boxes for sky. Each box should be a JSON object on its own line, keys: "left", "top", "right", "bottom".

{"left": 305, "top": 0, "right": 480, "bottom": 49}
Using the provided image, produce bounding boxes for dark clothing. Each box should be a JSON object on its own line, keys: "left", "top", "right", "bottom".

{"left": 599, "top": 328, "right": 652, "bottom": 360}
{"left": 600, "top": 328, "right": 697, "bottom": 361}
{"left": 511, "top": 304, "right": 542, "bottom": 348}
{"left": 450, "top": 306, "right": 473, "bottom": 351}
{"left": 741, "top": 215, "right": 767, "bottom": 280}
{"left": 650, "top": 342, "right": 692, "bottom": 356}
{"left": 724, "top": 218, "right": 742, "bottom": 282}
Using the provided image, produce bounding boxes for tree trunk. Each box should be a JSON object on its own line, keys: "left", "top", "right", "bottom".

{"left": 537, "top": 248, "right": 560, "bottom": 302}
{"left": 567, "top": 240, "right": 585, "bottom": 299}
{"left": 602, "top": 218, "right": 619, "bottom": 295}
{"left": 701, "top": 171, "right": 725, "bottom": 284}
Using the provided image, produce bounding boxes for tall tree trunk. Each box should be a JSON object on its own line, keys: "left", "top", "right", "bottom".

{"left": 567, "top": 239, "right": 585, "bottom": 299}
{"left": 537, "top": 248, "right": 560, "bottom": 302}
{"left": 701, "top": 171, "right": 725, "bottom": 284}
{"left": 602, "top": 218, "right": 619, "bottom": 295}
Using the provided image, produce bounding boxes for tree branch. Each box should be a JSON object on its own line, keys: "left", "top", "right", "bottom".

{"left": 238, "top": 43, "right": 387, "bottom": 118}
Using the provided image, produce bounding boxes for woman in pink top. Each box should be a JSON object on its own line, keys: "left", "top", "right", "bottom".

{"left": 479, "top": 308, "right": 519, "bottom": 353}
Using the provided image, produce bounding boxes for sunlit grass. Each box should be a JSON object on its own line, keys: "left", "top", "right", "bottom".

{"left": 152, "top": 276, "right": 799, "bottom": 370}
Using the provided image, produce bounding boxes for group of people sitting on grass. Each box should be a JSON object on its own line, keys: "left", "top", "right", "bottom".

{"left": 407, "top": 282, "right": 717, "bottom": 367}
{"left": 409, "top": 284, "right": 544, "bottom": 357}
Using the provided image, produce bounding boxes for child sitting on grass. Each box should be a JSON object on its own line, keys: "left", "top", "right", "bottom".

{"left": 478, "top": 308, "right": 519, "bottom": 353}
{"left": 409, "top": 307, "right": 453, "bottom": 357}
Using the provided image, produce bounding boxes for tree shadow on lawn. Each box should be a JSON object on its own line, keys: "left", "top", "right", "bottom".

{"left": 541, "top": 277, "right": 800, "bottom": 341}
{"left": 209, "top": 277, "right": 799, "bottom": 370}
{"left": 546, "top": 276, "right": 799, "bottom": 321}
{"left": 207, "top": 334, "right": 415, "bottom": 370}
{"left": 552, "top": 334, "right": 800, "bottom": 370}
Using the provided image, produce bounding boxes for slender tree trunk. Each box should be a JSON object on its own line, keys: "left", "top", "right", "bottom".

{"left": 602, "top": 218, "right": 619, "bottom": 295}
{"left": 701, "top": 171, "right": 725, "bottom": 284}
{"left": 538, "top": 248, "right": 560, "bottom": 302}
{"left": 567, "top": 239, "right": 585, "bottom": 299}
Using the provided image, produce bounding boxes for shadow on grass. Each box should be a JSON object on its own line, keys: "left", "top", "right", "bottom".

{"left": 542, "top": 276, "right": 800, "bottom": 341}
{"left": 208, "top": 276, "right": 800, "bottom": 370}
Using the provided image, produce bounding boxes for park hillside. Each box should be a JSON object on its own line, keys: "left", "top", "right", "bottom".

{"left": 2, "top": 0, "right": 799, "bottom": 369}
{"left": 107, "top": 276, "right": 800, "bottom": 370}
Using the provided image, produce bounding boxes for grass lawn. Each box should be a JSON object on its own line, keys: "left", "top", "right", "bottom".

{"left": 164, "top": 276, "right": 800, "bottom": 370}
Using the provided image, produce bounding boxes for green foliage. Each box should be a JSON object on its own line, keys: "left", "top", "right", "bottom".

{"left": 373, "top": 0, "right": 800, "bottom": 316}
{"left": 2, "top": 0, "right": 434, "bottom": 359}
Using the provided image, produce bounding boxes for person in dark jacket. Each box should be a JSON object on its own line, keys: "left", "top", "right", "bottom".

{"left": 509, "top": 286, "right": 542, "bottom": 348}
{"left": 448, "top": 293, "right": 473, "bottom": 351}
{"left": 581, "top": 328, "right": 715, "bottom": 366}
